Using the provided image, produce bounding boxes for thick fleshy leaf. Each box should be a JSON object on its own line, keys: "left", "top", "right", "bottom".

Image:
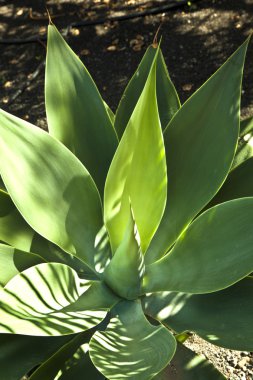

{"left": 0, "top": 333, "right": 72, "bottom": 380}
{"left": 240, "top": 115, "right": 253, "bottom": 137}
{"left": 143, "top": 198, "right": 253, "bottom": 294}
{"left": 143, "top": 277, "right": 253, "bottom": 351}
{"left": 0, "top": 108, "right": 103, "bottom": 268}
{"left": 0, "top": 263, "right": 108, "bottom": 336}
{"left": 153, "top": 342, "right": 225, "bottom": 379}
{"left": 0, "top": 189, "right": 96, "bottom": 279}
{"left": 104, "top": 51, "right": 167, "bottom": 254}
{"left": 56, "top": 348, "right": 104, "bottom": 380}
{"left": 0, "top": 243, "right": 45, "bottom": 287}
{"left": 46, "top": 24, "right": 118, "bottom": 195}
{"left": 145, "top": 38, "right": 249, "bottom": 263}
{"left": 206, "top": 157, "right": 253, "bottom": 208}
{"left": 103, "top": 209, "right": 144, "bottom": 300}
{"left": 114, "top": 46, "right": 180, "bottom": 138}
{"left": 29, "top": 332, "right": 88, "bottom": 380}
{"left": 90, "top": 300, "right": 176, "bottom": 380}
{"left": 0, "top": 189, "right": 34, "bottom": 250}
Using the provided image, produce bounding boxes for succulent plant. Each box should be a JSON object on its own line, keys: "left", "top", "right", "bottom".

{"left": 0, "top": 24, "right": 252, "bottom": 380}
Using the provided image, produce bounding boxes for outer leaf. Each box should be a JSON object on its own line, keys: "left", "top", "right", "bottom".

{"left": 0, "top": 189, "right": 34, "bottom": 251}
{"left": 46, "top": 25, "right": 118, "bottom": 195}
{"left": 56, "top": 349, "right": 104, "bottom": 380}
{"left": 103, "top": 208, "right": 144, "bottom": 300}
{"left": 29, "top": 332, "right": 88, "bottom": 380}
{"left": 104, "top": 51, "right": 167, "bottom": 254}
{"left": 90, "top": 300, "right": 176, "bottom": 380}
{"left": 143, "top": 277, "right": 253, "bottom": 351}
{"left": 145, "top": 37, "right": 249, "bottom": 263}
{"left": 240, "top": 115, "right": 253, "bottom": 136}
{"left": 0, "top": 334, "right": 71, "bottom": 380}
{"left": 0, "top": 190, "right": 96, "bottom": 279}
{"left": 143, "top": 198, "right": 253, "bottom": 294}
{"left": 0, "top": 108, "right": 102, "bottom": 268}
{"left": 114, "top": 46, "right": 180, "bottom": 138}
{"left": 206, "top": 157, "right": 253, "bottom": 208}
{"left": 0, "top": 243, "right": 45, "bottom": 287}
{"left": 0, "top": 263, "right": 108, "bottom": 336}
{"left": 153, "top": 342, "right": 225, "bottom": 379}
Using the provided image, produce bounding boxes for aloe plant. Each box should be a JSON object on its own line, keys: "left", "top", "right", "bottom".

{"left": 0, "top": 23, "right": 252, "bottom": 380}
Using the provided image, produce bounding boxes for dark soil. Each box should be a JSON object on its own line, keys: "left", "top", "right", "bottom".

{"left": 1, "top": 1, "right": 253, "bottom": 379}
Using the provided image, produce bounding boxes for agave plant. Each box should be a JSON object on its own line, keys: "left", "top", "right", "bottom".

{"left": 0, "top": 23, "right": 252, "bottom": 380}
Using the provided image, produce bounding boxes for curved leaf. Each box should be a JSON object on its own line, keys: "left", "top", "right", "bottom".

{"left": 0, "top": 263, "right": 108, "bottom": 336}
{"left": 145, "top": 37, "right": 249, "bottom": 263}
{"left": 0, "top": 189, "right": 34, "bottom": 251}
{"left": 0, "top": 190, "right": 96, "bottom": 279}
{"left": 0, "top": 108, "right": 102, "bottom": 268}
{"left": 103, "top": 208, "right": 144, "bottom": 300}
{"left": 154, "top": 342, "right": 225, "bottom": 379}
{"left": 240, "top": 115, "right": 253, "bottom": 137}
{"left": 29, "top": 332, "right": 89, "bottom": 380}
{"left": 114, "top": 46, "right": 180, "bottom": 138}
{"left": 90, "top": 300, "right": 176, "bottom": 380}
{"left": 46, "top": 24, "right": 118, "bottom": 195}
{"left": 206, "top": 157, "right": 253, "bottom": 208}
{"left": 104, "top": 50, "right": 167, "bottom": 254}
{"left": 0, "top": 243, "right": 45, "bottom": 287}
{"left": 143, "top": 198, "right": 253, "bottom": 294}
{"left": 0, "top": 333, "right": 72, "bottom": 380}
{"left": 143, "top": 277, "right": 253, "bottom": 351}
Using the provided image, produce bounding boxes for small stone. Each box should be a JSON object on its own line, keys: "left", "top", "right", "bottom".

{"left": 237, "top": 357, "right": 250, "bottom": 369}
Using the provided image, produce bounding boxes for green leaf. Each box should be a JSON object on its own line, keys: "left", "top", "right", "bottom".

{"left": 46, "top": 25, "right": 118, "bottom": 195}
{"left": 29, "top": 332, "right": 89, "bottom": 380}
{"left": 114, "top": 46, "right": 180, "bottom": 138}
{"left": 0, "top": 263, "right": 107, "bottom": 336}
{"left": 0, "top": 243, "right": 45, "bottom": 287}
{"left": 104, "top": 51, "right": 167, "bottom": 254}
{"left": 145, "top": 37, "right": 249, "bottom": 263}
{"left": 0, "top": 333, "right": 72, "bottom": 380}
{"left": 104, "top": 101, "right": 115, "bottom": 125}
{"left": 0, "top": 108, "right": 103, "bottom": 269}
{"left": 143, "top": 198, "right": 253, "bottom": 294}
{"left": 90, "top": 300, "right": 176, "bottom": 380}
{"left": 56, "top": 347, "right": 104, "bottom": 380}
{"left": 143, "top": 277, "right": 253, "bottom": 351}
{"left": 240, "top": 115, "right": 253, "bottom": 137}
{"left": 103, "top": 208, "right": 144, "bottom": 300}
{"left": 206, "top": 157, "right": 253, "bottom": 208}
{"left": 153, "top": 342, "right": 225, "bottom": 379}
{"left": 0, "top": 189, "right": 34, "bottom": 251}
{"left": 0, "top": 189, "right": 96, "bottom": 279}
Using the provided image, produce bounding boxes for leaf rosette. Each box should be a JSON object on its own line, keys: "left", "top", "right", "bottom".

{"left": 0, "top": 23, "right": 252, "bottom": 380}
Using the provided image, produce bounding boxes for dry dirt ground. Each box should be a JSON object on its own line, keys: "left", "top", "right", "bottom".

{"left": 0, "top": 1, "right": 253, "bottom": 379}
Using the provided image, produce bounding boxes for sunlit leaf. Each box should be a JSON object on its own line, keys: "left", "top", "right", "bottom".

{"left": 154, "top": 342, "right": 225, "bottom": 379}
{"left": 145, "top": 38, "right": 249, "bottom": 263}
{"left": 143, "top": 277, "right": 253, "bottom": 351}
{"left": 104, "top": 50, "right": 167, "bottom": 254}
{"left": 90, "top": 300, "right": 176, "bottom": 379}
{"left": 114, "top": 46, "right": 180, "bottom": 138}
{"left": 103, "top": 208, "right": 144, "bottom": 300}
{"left": 143, "top": 198, "right": 253, "bottom": 294}
{"left": 0, "top": 263, "right": 108, "bottom": 336}
{"left": 0, "top": 333, "right": 72, "bottom": 380}
{"left": 0, "top": 108, "right": 103, "bottom": 268}
{"left": 46, "top": 24, "right": 118, "bottom": 195}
